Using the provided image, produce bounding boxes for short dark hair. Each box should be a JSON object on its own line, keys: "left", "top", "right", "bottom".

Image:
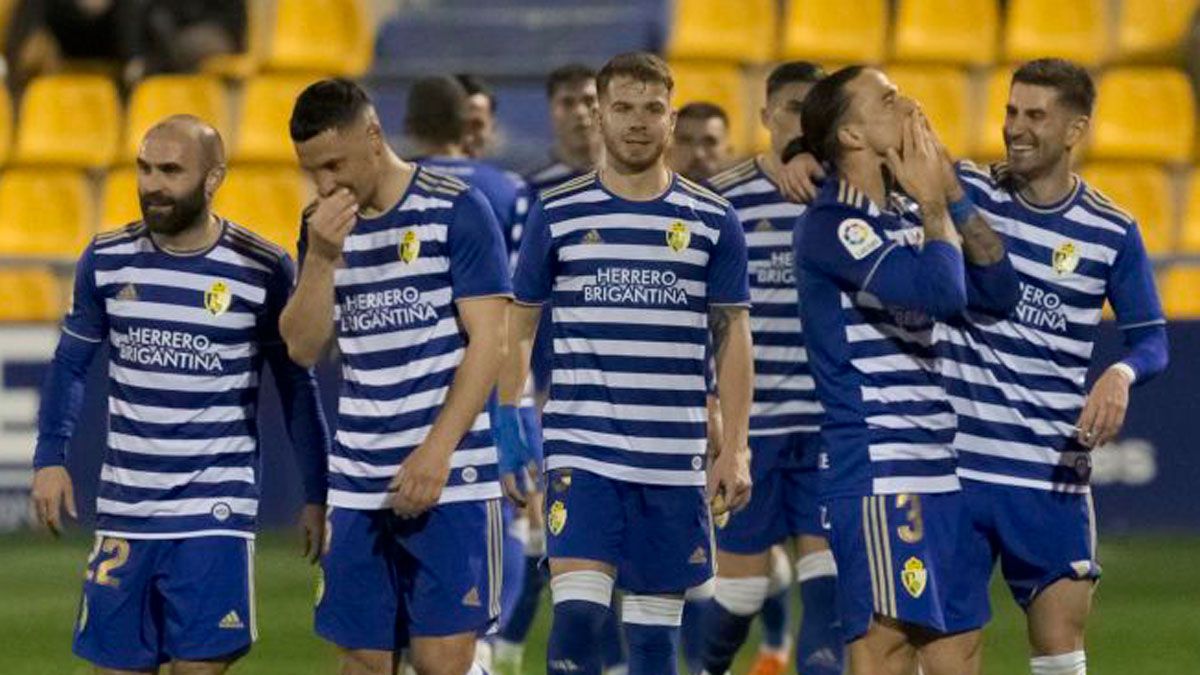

{"left": 677, "top": 102, "right": 728, "bottom": 127}
{"left": 290, "top": 78, "right": 372, "bottom": 143}
{"left": 546, "top": 63, "right": 596, "bottom": 98}
{"left": 767, "top": 61, "right": 826, "bottom": 98}
{"left": 1012, "top": 58, "right": 1096, "bottom": 115}
{"left": 800, "top": 65, "right": 868, "bottom": 165}
{"left": 455, "top": 73, "right": 496, "bottom": 113}
{"left": 596, "top": 52, "right": 673, "bottom": 99}
{"left": 405, "top": 76, "right": 468, "bottom": 145}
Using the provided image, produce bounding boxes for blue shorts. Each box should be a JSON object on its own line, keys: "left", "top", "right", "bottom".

{"left": 73, "top": 535, "right": 254, "bottom": 670}
{"left": 961, "top": 479, "right": 1100, "bottom": 609}
{"left": 716, "top": 434, "right": 823, "bottom": 554}
{"left": 825, "top": 492, "right": 990, "bottom": 643}
{"left": 316, "top": 501, "right": 503, "bottom": 650}
{"left": 545, "top": 468, "right": 714, "bottom": 594}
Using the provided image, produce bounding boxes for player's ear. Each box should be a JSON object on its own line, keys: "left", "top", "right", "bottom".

{"left": 1065, "top": 115, "right": 1090, "bottom": 149}
{"left": 760, "top": 105, "right": 769, "bottom": 129}
{"left": 837, "top": 123, "right": 863, "bottom": 152}
{"left": 204, "top": 165, "right": 226, "bottom": 200}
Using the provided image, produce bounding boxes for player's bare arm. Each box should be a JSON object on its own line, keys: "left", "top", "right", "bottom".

{"left": 497, "top": 302, "right": 543, "bottom": 505}
{"left": 708, "top": 304, "right": 753, "bottom": 513}
{"left": 390, "top": 296, "right": 509, "bottom": 517}
{"left": 926, "top": 116, "right": 1007, "bottom": 267}
{"left": 279, "top": 189, "right": 358, "bottom": 367}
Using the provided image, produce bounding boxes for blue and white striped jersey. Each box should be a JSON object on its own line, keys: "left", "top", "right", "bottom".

{"left": 710, "top": 158, "right": 822, "bottom": 444}
{"left": 416, "top": 156, "right": 527, "bottom": 255}
{"left": 940, "top": 162, "right": 1165, "bottom": 492}
{"left": 304, "top": 167, "right": 512, "bottom": 510}
{"left": 795, "top": 179, "right": 962, "bottom": 498}
{"left": 62, "top": 221, "right": 308, "bottom": 539}
{"left": 512, "top": 172, "right": 750, "bottom": 486}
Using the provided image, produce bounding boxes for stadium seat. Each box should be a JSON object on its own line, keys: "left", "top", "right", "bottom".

{"left": 13, "top": 75, "right": 119, "bottom": 168}
{"left": 670, "top": 61, "right": 750, "bottom": 155}
{"left": 972, "top": 67, "right": 1015, "bottom": 160}
{"left": 0, "top": 267, "right": 64, "bottom": 322}
{"left": 0, "top": 169, "right": 94, "bottom": 258}
{"left": 667, "top": 0, "right": 775, "bottom": 63}
{"left": 101, "top": 167, "right": 141, "bottom": 231}
{"left": 0, "top": 85, "right": 11, "bottom": 167}
{"left": 213, "top": 166, "right": 307, "bottom": 254}
{"left": 124, "top": 75, "right": 230, "bottom": 161}
{"left": 1116, "top": 0, "right": 1199, "bottom": 62}
{"left": 782, "top": 0, "right": 887, "bottom": 63}
{"left": 202, "top": 0, "right": 268, "bottom": 78}
{"left": 263, "top": 0, "right": 372, "bottom": 76}
{"left": 886, "top": 66, "right": 971, "bottom": 158}
{"left": 1178, "top": 172, "right": 1200, "bottom": 251}
{"left": 1159, "top": 267, "right": 1200, "bottom": 317}
{"left": 233, "top": 75, "right": 321, "bottom": 164}
{"left": 892, "top": 0, "right": 999, "bottom": 66}
{"left": 1092, "top": 68, "right": 1195, "bottom": 163}
{"left": 1004, "top": 0, "right": 1110, "bottom": 66}
{"left": 1080, "top": 163, "right": 1175, "bottom": 256}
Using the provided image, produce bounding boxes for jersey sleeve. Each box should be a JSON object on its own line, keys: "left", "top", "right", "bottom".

{"left": 707, "top": 205, "right": 751, "bottom": 306}
{"left": 1107, "top": 221, "right": 1165, "bottom": 329}
{"left": 259, "top": 254, "right": 296, "bottom": 345}
{"left": 448, "top": 187, "right": 513, "bottom": 300}
{"left": 62, "top": 242, "right": 107, "bottom": 343}
{"left": 512, "top": 200, "right": 555, "bottom": 305}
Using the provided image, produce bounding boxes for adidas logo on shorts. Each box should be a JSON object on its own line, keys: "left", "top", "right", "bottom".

{"left": 218, "top": 610, "right": 245, "bottom": 630}
{"left": 461, "top": 587, "right": 482, "bottom": 608}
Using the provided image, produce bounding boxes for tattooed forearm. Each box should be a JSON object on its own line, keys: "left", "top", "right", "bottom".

{"left": 709, "top": 305, "right": 735, "bottom": 361}
{"left": 959, "top": 212, "right": 1006, "bottom": 266}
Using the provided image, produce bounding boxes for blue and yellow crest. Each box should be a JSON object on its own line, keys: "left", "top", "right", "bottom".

{"left": 399, "top": 229, "right": 421, "bottom": 264}
{"left": 548, "top": 500, "right": 568, "bottom": 536}
{"left": 901, "top": 556, "right": 927, "bottom": 599}
{"left": 666, "top": 221, "right": 691, "bottom": 252}
{"left": 204, "top": 281, "right": 232, "bottom": 316}
{"left": 1052, "top": 240, "right": 1079, "bottom": 275}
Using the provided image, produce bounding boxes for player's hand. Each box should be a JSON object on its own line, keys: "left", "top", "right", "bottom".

{"left": 1076, "top": 366, "right": 1133, "bottom": 448}
{"left": 779, "top": 152, "right": 826, "bottom": 203}
{"left": 885, "top": 108, "right": 947, "bottom": 208}
{"left": 494, "top": 404, "right": 539, "bottom": 507}
{"left": 298, "top": 503, "right": 325, "bottom": 564}
{"left": 917, "top": 110, "right": 965, "bottom": 203}
{"left": 707, "top": 444, "right": 752, "bottom": 516}
{"left": 31, "top": 465, "right": 76, "bottom": 537}
{"left": 306, "top": 188, "right": 358, "bottom": 263}
{"left": 389, "top": 443, "right": 451, "bottom": 518}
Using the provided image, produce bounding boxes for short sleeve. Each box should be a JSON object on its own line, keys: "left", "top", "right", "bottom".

{"left": 1108, "top": 222, "right": 1165, "bottom": 329}
{"left": 448, "top": 187, "right": 513, "bottom": 300}
{"left": 512, "top": 200, "right": 555, "bottom": 304}
{"left": 259, "top": 254, "right": 296, "bottom": 345}
{"left": 797, "top": 204, "right": 897, "bottom": 291}
{"left": 707, "top": 205, "right": 751, "bottom": 306}
{"left": 62, "top": 243, "right": 107, "bottom": 342}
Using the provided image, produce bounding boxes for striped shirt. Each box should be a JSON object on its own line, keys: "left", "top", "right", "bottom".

{"left": 513, "top": 172, "right": 750, "bottom": 486}
{"left": 303, "top": 167, "right": 512, "bottom": 509}
{"left": 62, "top": 221, "right": 307, "bottom": 539}
{"left": 710, "top": 158, "right": 822, "bottom": 447}
{"left": 941, "top": 162, "right": 1166, "bottom": 492}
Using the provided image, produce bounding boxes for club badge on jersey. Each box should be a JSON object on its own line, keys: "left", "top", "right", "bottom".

{"left": 667, "top": 221, "right": 691, "bottom": 252}
{"left": 205, "top": 281, "right": 231, "bottom": 316}
{"left": 400, "top": 229, "right": 421, "bottom": 264}
{"left": 1052, "top": 240, "right": 1080, "bottom": 275}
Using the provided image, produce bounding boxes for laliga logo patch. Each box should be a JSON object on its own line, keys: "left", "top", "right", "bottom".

{"left": 205, "top": 281, "right": 232, "bottom": 316}
{"left": 667, "top": 221, "right": 691, "bottom": 252}
{"left": 399, "top": 229, "right": 421, "bottom": 264}
{"left": 1052, "top": 240, "right": 1080, "bottom": 275}
{"left": 548, "top": 500, "right": 567, "bottom": 536}
{"left": 837, "top": 218, "right": 883, "bottom": 260}
{"left": 901, "top": 556, "right": 927, "bottom": 599}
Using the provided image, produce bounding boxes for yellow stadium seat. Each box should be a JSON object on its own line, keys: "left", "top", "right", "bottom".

{"left": 213, "top": 166, "right": 307, "bottom": 254}
{"left": 264, "top": 0, "right": 372, "bottom": 76}
{"left": 1159, "top": 267, "right": 1200, "bottom": 317}
{"left": 0, "top": 85, "right": 11, "bottom": 167}
{"left": 783, "top": 0, "right": 887, "bottom": 63}
{"left": 0, "top": 267, "right": 64, "bottom": 322}
{"left": 1005, "top": 0, "right": 1110, "bottom": 66}
{"left": 892, "top": 0, "right": 999, "bottom": 66}
{"left": 202, "top": 0, "right": 268, "bottom": 78}
{"left": 886, "top": 66, "right": 971, "bottom": 158}
{"left": 233, "top": 74, "right": 322, "bottom": 164}
{"left": 670, "top": 61, "right": 750, "bottom": 155}
{"left": 101, "top": 167, "right": 141, "bottom": 232}
{"left": 1092, "top": 68, "right": 1195, "bottom": 163}
{"left": 1116, "top": 0, "right": 1198, "bottom": 61}
{"left": 1080, "top": 163, "right": 1175, "bottom": 255}
{"left": 1178, "top": 172, "right": 1200, "bottom": 251}
{"left": 124, "top": 75, "right": 230, "bottom": 161}
{"left": 972, "top": 67, "right": 1015, "bottom": 160}
{"left": 0, "top": 170, "right": 93, "bottom": 258}
{"left": 667, "top": 0, "right": 775, "bottom": 63}
{"left": 13, "top": 75, "right": 118, "bottom": 168}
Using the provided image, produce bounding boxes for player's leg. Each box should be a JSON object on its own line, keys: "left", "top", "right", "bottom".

{"left": 494, "top": 498, "right": 547, "bottom": 674}
{"left": 846, "top": 616, "right": 917, "bottom": 675}
{"left": 786, "top": 462, "right": 843, "bottom": 675}
{"left": 1026, "top": 579, "right": 1092, "bottom": 673}
{"left": 753, "top": 545, "right": 792, "bottom": 667}
{"left": 914, "top": 628, "right": 982, "bottom": 675}
{"left": 168, "top": 661, "right": 234, "bottom": 675}
{"left": 94, "top": 669, "right": 156, "bottom": 675}
{"left": 74, "top": 536, "right": 166, "bottom": 673}
{"left": 680, "top": 579, "right": 714, "bottom": 674}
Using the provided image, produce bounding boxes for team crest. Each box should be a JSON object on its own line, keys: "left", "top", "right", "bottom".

{"left": 548, "top": 500, "right": 568, "bottom": 536}
{"left": 583, "top": 228, "right": 602, "bottom": 244}
{"left": 900, "top": 556, "right": 927, "bottom": 599}
{"left": 399, "top": 230, "right": 421, "bottom": 264}
{"left": 1052, "top": 241, "right": 1080, "bottom": 275}
{"left": 667, "top": 221, "right": 691, "bottom": 252}
{"left": 204, "top": 281, "right": 232, "bottom": 316}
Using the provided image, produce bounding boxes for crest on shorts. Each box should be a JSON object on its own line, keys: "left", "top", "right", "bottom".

{"left": 204, "top": 281, "right": 232, "bottom": 316}
{"left": 548, "top": 500, "right": 568, "bottom": 536}
{"left": 400, "top": 229, "right": 421, "bottom": 264}
{"left": 1052, "top": 240, "right": 1080, "bottom": 275}
{"left": 667, "top": 221, "right": 691, "bottom": 252}
{"left": 901, "top": 556, "right": 927, "bottom": 599}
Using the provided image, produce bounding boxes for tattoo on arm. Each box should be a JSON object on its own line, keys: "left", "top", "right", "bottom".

{"left": 959, "top": 213, "right": 1006, "bottom": 265}
{"left": 709, "top": 305, "right": 735, "bottom": 361}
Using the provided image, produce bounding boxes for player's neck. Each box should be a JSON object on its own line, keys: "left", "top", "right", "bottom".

{"left": 758, "top": 152, "right": 782, "bottom": 184}
{"left": 414, "top": 139, "right": 466, "bottom": 159}
{"left": 362, "top": 152, "right": 416, "bottom": 218}
{"left": 599, "top": 160, "right": 671, "bottom": 201}
{"left": 1014, "top": 162, "right": 1075, "bottom": 207}
{"left": 151, "top": 212, "right": 221, "bottom": 254}
{"left": 839, "top": 153, "right": 888, "bottom": 208}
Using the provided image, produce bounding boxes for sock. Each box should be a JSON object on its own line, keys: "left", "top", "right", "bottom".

{"left": 700, "top": 576, "right": 769, "bottom": 675}
{"left": 600, "top": 599, "right": 627, "bottom": 669}
{"left": 499, "top": 555, "right": 546, "bottom": 642}
{"left": 547, "top": 571, "right": 614, "bottom": 675}
{"left": 795, "top": 551, "right": 843, "bottom": 675}
{"left": 681, "top": 599, "right": 707, "bottom": 674}
{"left": 622, "top": 594, "right": 684, "bottom": 675}
{"left": 1031, "top": 651, "right": 1087, "bottom": 675}
{"left": 759, "top": 588, "right": 791, "bottom": 652}
{"left": 466, "top": 665, "right": 490, "bottom": 675}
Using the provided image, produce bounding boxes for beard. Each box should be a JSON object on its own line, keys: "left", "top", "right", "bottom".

{"left": 140, "top": 180, "right": 207, "bottom": 236}
{"left": 603, "top": 134, "right": 666, "bottom": 174}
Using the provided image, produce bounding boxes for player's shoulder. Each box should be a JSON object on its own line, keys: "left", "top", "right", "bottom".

{"left": 1076, "top": 178, "right": 1138, "bottom": 232}
{"left": 92, "top": 221, "right": 148, "bottom": 251}
{"left": 537, "top": 170, "right": 599, "bottom": 205}
{"left": 708, "top": 158, "right": 761, "bottom": 195}
{"left": 414, "top": 166, "right": 472, "bottom": 198}
{"left": 675, "top": 174, "right": 731, "bottom": 209}
{"left": 223, "top": 220, "right": 291, "bottom": 275}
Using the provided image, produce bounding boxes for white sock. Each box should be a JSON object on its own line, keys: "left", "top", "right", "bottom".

{"left": 493, "top": 638, "right": 523, "bottom": 664}
{"left": 713, "top": 576, "right": 770, "bottom": 616}
{"left": 1031, "top": 651, "right": 1086, "bottom": 675}
{"left": 795, "top": 549, "right": 837, "bottom": 582}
